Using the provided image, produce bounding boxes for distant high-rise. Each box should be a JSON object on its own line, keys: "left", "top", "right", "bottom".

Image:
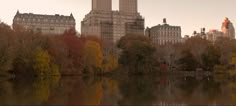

{"left": 221, "top": 17, "right": 235, "bottom": 39}
{"left": 206, "top": 29, "right": 224, "bottom": 42}
{"left": 92, "top": 0, "right": 112, "bottom": 11}
{"left": 119, "top": 0, "right": 138, "bottom": 13}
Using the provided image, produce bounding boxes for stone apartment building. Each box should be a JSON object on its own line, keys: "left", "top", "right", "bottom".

{"left": 13, "top": 11, "right": 76, "bottom": 35}
{"left": 145, "top": 19, "right": 182, "bottom": 45}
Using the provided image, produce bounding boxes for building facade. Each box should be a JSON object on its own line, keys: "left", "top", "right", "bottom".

{"left": 92, "top": 0, "right": 112, "bottom": 11}
{"left": 81, "top": 0, "right": 144, "bottom": 44}
{"left": 145, "top": 19, "right": 182, "bottom": 45}
{"left": 206, "top": 29, "right": 224, "bottom": 42}
{"left": 13, "top": 11, "right": 76, "bottom": 35}
{"left": 222, "top": 17, "right": 235, "bottom": 39}
{"left": 119, "top": 0, "right": 137, "bottom": 14}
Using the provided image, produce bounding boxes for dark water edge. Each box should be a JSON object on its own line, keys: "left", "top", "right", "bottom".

{"left": 0, "top": 73, "right": 236, "bottom": 105}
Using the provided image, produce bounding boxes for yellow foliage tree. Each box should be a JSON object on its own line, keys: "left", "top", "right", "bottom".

{"left": 231, "top": 53, "right": 236, "bottom": 65}
{"left": 83, "top": 40, "right": 103, "bottom": 73}
{"left": 103, "top": 54, "right": 118, "bottom": 72}
{"left": 33, "top": 48, "right": 60, "bottom": 76}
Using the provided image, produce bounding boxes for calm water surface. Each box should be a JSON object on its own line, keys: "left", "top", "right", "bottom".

{"left": 0, "top": 75, "right": 236, "bottom": 105}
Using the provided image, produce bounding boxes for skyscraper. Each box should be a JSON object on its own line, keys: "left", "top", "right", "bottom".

{"left": 119, "top": 0, "right": 137, "bottom": 13}
{"left": 221, "top": 17, "right": 235, "bottom": 39}
{"left": 82, "top": 0, "right": 144, "bottom": 42}
{"left": 81, "top": 0, "right": 144, "bottom": 54}
{"left": 92, "top": 0, "right": 112, "bottom": 11}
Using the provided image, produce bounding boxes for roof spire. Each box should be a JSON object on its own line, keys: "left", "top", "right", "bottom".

{"left": 17, "top": 10, "right": 20, "bottom": 15}
{"left": 163, "top": 18, "right": 167, "bottom": 24}
{"left": 70, "top": 13, "right": 75, "bottom": 19}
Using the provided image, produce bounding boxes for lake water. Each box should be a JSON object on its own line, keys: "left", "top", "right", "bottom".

{"left": 0, "top": 75, "right": 236, "bottom": 105}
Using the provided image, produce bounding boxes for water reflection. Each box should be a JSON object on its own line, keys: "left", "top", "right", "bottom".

{"left": 0, "top": 77, "right": 59, "bottom": 105}
{"left": 0, "top": 75, "right": 236, "bottom": 105}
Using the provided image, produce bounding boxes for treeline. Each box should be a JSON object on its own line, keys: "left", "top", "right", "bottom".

{"left": 0, "top": 23, "right": 118, "bottom": 77}
{"left": 1, "top": 22, "right": 236, "bottom": 77}
{"left": 117, "top": 34, "right": 236, "bottom": 74}
{"left": 156, "top": 36, "right": 236, "bottom": 72}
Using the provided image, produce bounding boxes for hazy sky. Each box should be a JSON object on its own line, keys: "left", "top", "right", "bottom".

{"left": 0, "top": 0, "right": 236, "bottom": 35}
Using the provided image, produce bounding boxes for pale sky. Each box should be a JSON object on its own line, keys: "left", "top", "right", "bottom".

{"left": 0, "top": 0, "right": 236, "bottom": 36}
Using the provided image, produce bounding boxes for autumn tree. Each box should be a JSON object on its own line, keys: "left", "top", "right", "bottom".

{"left": 102, "top": 54, "right": 119, "bottom": 72}
{"left": 231, "top": 53, "right": 236, "bottom": 65}
{"left": 33, "top": 47, "right": 59, "bottom": 76}
{"left": 215, "top": 37, "right": 236, "bottom": 66}
{"left": 0, "top": 23, "right": 16, "bottom": 74}
{"left": 62, "top": 29, "right": 84, "bottom": 73}
{"left": 48, "top": 36, "right": 68, "bottom": 74}
{"left": 12, "top": 31, "right": 50, "bottom": 76}
{"left": 83, "top": 40, "right": 103, "bottom": 74}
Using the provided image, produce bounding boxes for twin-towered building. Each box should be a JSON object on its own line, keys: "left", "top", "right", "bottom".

{"left": 81, "top": 0, "right": 144, "bottom": 44}
{"left": 13, "top": 11, "right": 76, "bottom": 35}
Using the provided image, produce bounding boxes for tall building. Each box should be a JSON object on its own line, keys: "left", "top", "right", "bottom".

{"left": 92, "top": 0, "right": 112, "bottom": 11}
{"left": 119, "top": 0, "right": 138, "bottom": 13}
{"left": 81, "top": 0, "right": 144, "bottom": 44}
{"left": 13, "top": 11, "right": 76, "bottom": 35}
{"left": 221, "top": 17, "right": 235, "bottom": 39}
{"left": 145, "top": 19, "right": 182, "bottom": 45}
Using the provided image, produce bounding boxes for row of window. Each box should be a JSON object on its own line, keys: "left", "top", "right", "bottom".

{"left": 152, "top": 31, "right": 180, "bottom": 34}
{"left": 16, "top": 18, "right": 74, "bottom": 23}
{"left": 157, "top": 27, "right": 180, "bottom": 31}
{"left": 151, "top": 33, "right": 181, "bottom": 37}
{"left": 152, "top": 34, "right": 181, "bottom": 38}
{"left": 16, "top": 22, "right": 74, "bottom": 27}
{"left": 156, "top": 40, "right": 181, "bottom": 45}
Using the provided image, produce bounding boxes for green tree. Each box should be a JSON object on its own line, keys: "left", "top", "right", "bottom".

{"left": 117, "top": 34, "right": 150, "bottom": 49}
{"left": 178, "top": 49, "right": 198, "bottom": 71}
{"left": 202, "top": 45, "right": 221, "bottom": 71}
{"left": 184, "top": 36, "right": 210, "bottom": 67}
{"left": 118, "top": 35, "right": 157, "bottom": 74}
